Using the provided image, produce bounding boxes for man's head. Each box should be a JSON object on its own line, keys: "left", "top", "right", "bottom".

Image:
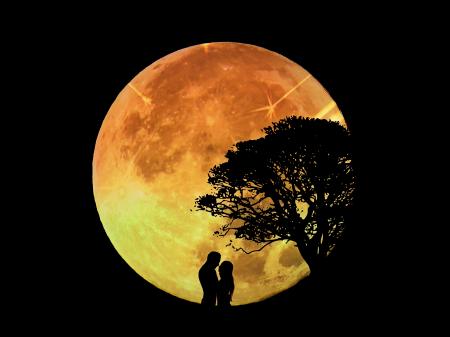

{"left": 206, "top": 251, "right": 221, "bottom": 267}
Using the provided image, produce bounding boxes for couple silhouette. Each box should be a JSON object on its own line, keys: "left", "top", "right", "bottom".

{"left": 198, "top": 251, "right": 234, "bottom": 309}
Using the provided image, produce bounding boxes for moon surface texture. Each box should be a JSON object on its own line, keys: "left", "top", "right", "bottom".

{"left": 93, "top": 42, "right": 345, "bottom": 305}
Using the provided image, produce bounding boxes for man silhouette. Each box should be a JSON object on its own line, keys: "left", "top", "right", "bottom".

{"left": 198, "top": 251, "right": 221, "bottom": 307}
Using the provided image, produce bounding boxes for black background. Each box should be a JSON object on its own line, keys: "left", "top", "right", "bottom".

{"left": 10, "top": 11, "right": 425, "bottom": 333}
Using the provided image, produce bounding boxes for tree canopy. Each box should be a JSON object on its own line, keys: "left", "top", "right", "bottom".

{"left": 195, "top": 116, "right": 356, "bottom": 272}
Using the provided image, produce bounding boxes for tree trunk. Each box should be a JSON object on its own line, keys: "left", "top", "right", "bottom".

{"left": 311, "top": 187, "right": 329, "bottom": 275}
{"left": 297, "top": 242, "right": 315, "bottom": 274}
{"left": 316, "top": 211, "right": 329, "bottom": 259}
{"left": 295, "top": 188, "right": 328, "bottom": 278}
{"left": 297, "top": 241, "right": 325, "bottom": 280}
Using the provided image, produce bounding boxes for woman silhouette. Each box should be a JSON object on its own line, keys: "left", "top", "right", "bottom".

{"left": 217, "top": 261, "right": 234, "bottom": 308}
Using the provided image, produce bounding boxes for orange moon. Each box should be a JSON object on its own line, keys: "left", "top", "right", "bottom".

{"left": 93, "top": 42, "right": 346, "bottom": 305}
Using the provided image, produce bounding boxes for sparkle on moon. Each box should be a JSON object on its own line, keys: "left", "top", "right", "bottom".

{"left": 93, "top": 42, "right": 346, "bottom": 305}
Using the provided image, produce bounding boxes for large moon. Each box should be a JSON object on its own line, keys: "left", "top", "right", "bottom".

{"left": 93, "top": 42, "right": 346, "bottom": 305}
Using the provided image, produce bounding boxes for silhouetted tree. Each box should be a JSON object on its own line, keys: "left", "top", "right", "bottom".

{"left": 195, "top": 116, "right": 356, "bottom": 274}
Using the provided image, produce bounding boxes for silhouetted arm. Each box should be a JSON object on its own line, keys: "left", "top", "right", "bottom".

{"left": 230, "top": 282, "right": 234, "bottom": 302}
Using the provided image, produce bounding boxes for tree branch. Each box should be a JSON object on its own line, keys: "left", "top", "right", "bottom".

{"left": 231, "top": 238, "right": 287, "bottom": 254}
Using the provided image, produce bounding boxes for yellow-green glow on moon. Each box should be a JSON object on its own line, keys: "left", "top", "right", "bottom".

{"left": 93, "top": 42, "right": 346, "bottom": 305}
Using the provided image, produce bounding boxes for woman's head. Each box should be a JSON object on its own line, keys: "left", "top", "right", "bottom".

{"left": 219, "top": 260, "right": 233, "bottom": 278}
